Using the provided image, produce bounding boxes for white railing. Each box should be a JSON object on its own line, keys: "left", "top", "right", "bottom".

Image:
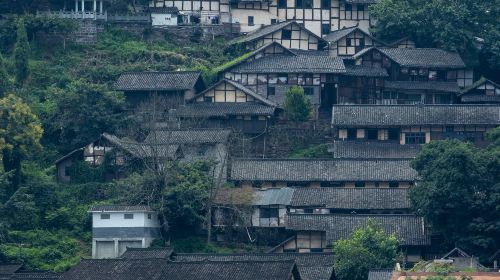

{"left": 39, "top": 10, "right": 107, "bottom": 20}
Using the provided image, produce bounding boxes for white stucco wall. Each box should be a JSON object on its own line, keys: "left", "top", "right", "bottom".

{"left": 151, "top": 12, "right": 178, "bottom": 26}
{"left": 92, "top": 212, "right": 160, "bottom": 228}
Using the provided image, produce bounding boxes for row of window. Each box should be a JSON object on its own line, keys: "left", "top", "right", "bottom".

{"left": 275, "top": 0, "right": 364, "bottom": 10}
{"left": 228, "top": 73, "right": 322, "bottom": 86}
{"left": 100, "top": 213, "right": 153, "bottom": 220}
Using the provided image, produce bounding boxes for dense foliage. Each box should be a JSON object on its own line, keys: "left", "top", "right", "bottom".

{"left": 333, "top": 221, "right": 399, "bottom": 280}
{"left": 283, "top": 86, "right": 312, "bottom": 121}
{"left": 410, "top": 128, "right": 500, "bottom": 260}
{"left": 370, "top": 0, "right": 500, "bottom": 79}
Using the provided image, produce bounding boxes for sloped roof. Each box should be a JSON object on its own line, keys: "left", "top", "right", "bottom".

{"left": 231, "top": 21, "right": 323, "bottom": 45}
{"left": 331, "top": 105, "right": 500, "bottom": 126}
{"left": 10, "top": 272, "right": 62, "bottom": 280}
{"left": 173, "top": 253, "right": 335, "bottom": 280}
{"left": 286, "top": 214, "right": 431, "bottom": 246}
{"left": 344, "top": 65, "right": 388, "bottom": 77}
{"left": 114, "top": 71, "right": 202, "bottom": 91}
{"left": 324, "top": 26, "right": 384, "bottom": 46}
{"left": 149, "top": 6, "right": 179, "bottom": 13}
{"left": 188, "top": 79, "right": 277, "bottom": 107}
{"left": 384, "top": 81, "right": 460, "bottom": 93}
{"left": 229, "top": 54, "right": 345, "bottom": 73}
{"left": 102, "top": 133, "right": 180, "bottom": 159}
{"left": 88, "top": 205, "right": 153, "bottom": 212}
{"left": 459, "top": 77, "right": 500, "bottom": 103}
{"left": 144, "top": 129, "right": 231, "bottom": 144}
{"left": 175, "top": 102, "right": 276, "bottom": 118}
{"left": 290, "top": 188, "right": 411, "bottom": 209}
{"left": 254, "top": 187, "right": 294, "bottom": 205}
{"left": 368, "top": 269, "right": 394, "bottom": 280}
{"left": 60, "top": 259, "right": 300, "bottom": 280}
{"left": 460, "top": 77, "right": 500, "bottom": 94}
{"left": 377, "top": 48, "right": 465, "bottom": 68}
{"left": 230, "top": 158, "right": 418, "bottom": 182}
{"left": 121, "top": 248, "right": 174, "bottom": 259}
{"left": 0, "top": 264, "right": 22, "bottom": 279}
{"left": 330, "top": 141, "right": 421, "bottom": 159}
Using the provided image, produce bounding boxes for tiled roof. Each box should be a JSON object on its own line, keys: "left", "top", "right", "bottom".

{"left": 121, "top": 248, "right": 174, "bottom": 259}
{"left": 175, "top": 102, "right": 276, "bottom": 117}
{"left": 290, "top": 188, "right": 411, "bottom": 209}
{"left": 149, "top": 6, "right": 179, "bottom": 13}
{"left": 377, "top": 48, "right": 465, "bottom": 68}
{"left": 331, "top": 105, "right": 500, "bottom": 126}
{"left": 88, "top": 205, "right": 153, "bottom": 212}
{"left": 384, "top": 81, "right": 460, "bottom": 93}
{"left": 60, "top": 259, "right": 299, "bottom": 280}
{"left": 368, "top": 269, "right": 394, "bottom": 280}
{"left": 323, "top": 26, "right": 358, "bottom": 43}
{"left": 10, "top": 272, "right": 62, "bottom": 279}
{"left": 173, "top": 253, "right": 335, "bottom": 280}
{"left": 0, "top": 264, "right": 21, "bottom": 279}
{"left": 330, "top": 141, "right": 421, "bottom": 159}
{"left": 232, "top": 21, "right": 322, "bottom": 45}
{"left": 230, "top": 158, "right": 418, "bottom": 182}
{"left": 286, "top": 214, "right": 431, "bottom": 246}
{"left": 229, "top": 54, "right": 345, "bottom": 74}
{"left": 144, "top": 129, "right": 231, "bottom": 144}
{"left": 102, "top": 133, "right": 180, "bottom": 159}
{"left": 344, "top": 65, "right": 388, "bottom": 77}
{"left": 114, "top": 71, "right": 202, "bottom": 91}
{"left": 254, "top": 187, "right": 294, "bottom": 205}
{"left": 460, "top": 94, "right": 500, "bottom": 103}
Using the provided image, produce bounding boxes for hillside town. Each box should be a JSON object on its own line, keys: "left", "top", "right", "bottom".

{"left": 0, "top": 0, "right": 499, "bottom": 279}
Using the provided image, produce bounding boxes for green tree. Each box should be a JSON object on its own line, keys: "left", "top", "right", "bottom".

{"left": 13, "top": 18, "right": 30, "bottom": 87}
{"left": 47, "top": 80, "right": 126, "bottom": 152}
{"left": 370, "top": 0, "right": 500, "bottom": 73}
{"left": 333, "top": 220, "right": 399, "bottom": 280}
{"left": 283, "top": 86, "right": 312, "bottom": 121}
{"left": 0, "top": 53, "right": 12, "bottom": 97}
{"left": 0, "top": 94, "right": 43, "bottom": 195}
{"left": 410, "top": 136, "right": 500, "bottom": 259}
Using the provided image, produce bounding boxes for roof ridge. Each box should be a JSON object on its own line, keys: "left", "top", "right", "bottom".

{"left": 287, "top": 213, "right": 419, "bottom": 217}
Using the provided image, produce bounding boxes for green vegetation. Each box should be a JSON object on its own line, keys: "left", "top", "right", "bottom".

{"left": 14, "top": 18, "right": 30, "bottom": 86}
{"left": 289, "top": 144, "right": 330, "bottom": 158}
{"left": 283, "top": 86, "right": 312, "bottom": 121}
{"left": 409, "top": 127, "right": 500, "bottom": 261}
{"left": 333, "top": 220, "right": 399, "bottom": 280}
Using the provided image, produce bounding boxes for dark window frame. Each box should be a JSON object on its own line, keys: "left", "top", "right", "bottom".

{"left": 124, "top": 213, "right": 134, "bottom": 219}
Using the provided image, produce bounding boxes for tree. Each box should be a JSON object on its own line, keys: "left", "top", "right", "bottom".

{"left": 410, "top": 136, "right": 500, "bottom": 259}
{"left": 0, "top": 94, "right": 43, "bottom": 196}
{"left": 333, "top": 220, "right": 399, "bottom": 280}
{"left": 283, "top": 86, "right": 312, "bottom": 121}
{"left": 13, "top": 18, "right": 30, "bottom": 87}
{"left": 369, "top": 0, "right": 500, "bottom": 78}
{"left": 47, "top": 80, "right": 126, "bottom": 152}
{"left": 0, "top": 53, "right": 12, "bottom": 97}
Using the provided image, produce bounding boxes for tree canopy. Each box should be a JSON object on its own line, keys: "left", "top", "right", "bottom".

{"left": 14, "top": 18, "right": 30, "bottom": 87}
{"left": 283, "top": 86, "right": 312, "bottom": 121}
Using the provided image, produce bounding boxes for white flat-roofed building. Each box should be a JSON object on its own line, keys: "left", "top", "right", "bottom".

{"left": 89, "top": 205, "right": 161, "bottom": 259}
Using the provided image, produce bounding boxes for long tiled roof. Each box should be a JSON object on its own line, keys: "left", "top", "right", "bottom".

{"left": 368, "top": 269, "right": 394, "bottom": 280}
{"left": 460, "top": 94, "right": 500, "bottom": 103}
{"left": 102, "top": 133, "right": 179, "bottom": 159}
{"left": 229, "top": 54, "right": 345, "bottom": 74}
{"left": 0, "top": 264, "right": 21, "bottom": 279}
{"left": 232, "top": 21, "right": 322, "bottom": 45}
{"left": 114, "top": 71, "right": 202, "bottom": 91}
{"left": 230, "top": 158, "right": 418, "bottom": 182}
{"left": 286, "top": 214, "right": 430, "bottom": 246}
{"left": 344, "top": 65, "right": 388, "bottom": 77}
{"left": 60, "top": 259, "right": 299, "bottom": 280}
{"left": 10, "top": 272, "right": 62, "bottom": 279}
{"left": 175, "top": 102, "right": 276, "bottom": 117}
{"left": 290, "top": 188, "right": 411, "bottom": 209}
{"left": 144, "top": 129, "right": 231, "bottom": 144}
{"left": 88, "top": 205, "right": 153, "bottom": 212}
{"left": 330, "top": 141, "right": 421, "bottom": 159}
{"left": 377, "top": 48, "right": 465, "bottom": 68}
{"left": 254, "top": 187, "right": 295, "bottom": 205}
{"left": 331, "top": 105, "right": 500, "bottom": 126}
{"left": 121, "top": 248, "right": 174, "bottom": 259}
{"left": 384, "top": 81, "right": 460, "bottom": 93}
{"left": 173, "top": 253, "right": 335, "bottom": 280}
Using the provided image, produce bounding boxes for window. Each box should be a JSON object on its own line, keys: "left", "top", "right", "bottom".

{"left": 345, "top": 3, "right": 352, "bottom": 11}
{"left": 204, "top": 96, "right": 213, "bottom": 102}
{"left": 278, "top": 73, "right": 288, "bottom": 84}
{"left": 248, "top": 16, "right": 254, "bottom": 26}
{"left": 347, "top": 128, "right": 357, "bottom": 140}
{"left": 321, "top": 0, "right": 330, "bottom": 8}
{"left": 100, "top": 214, "right": 110, "bottom": 219}
{"left": 321, "top": 24, "right": 330, "bottom": 35}
{"left": 346, "top": 38, "right": 352, "bottom": 47}
{"left": 148, "top": 213, "right": 152, "bottom": 219}
{"left": 310, "top": 248, "right": 323, "bottom": 252}
{"left": 296, "top": 0, "right": 312, "bottom": 8}
{"left": 271, "top": 19, "right": 277, "bottom": 24}
{"left": 355, "top": 181, "right": 365, "bottom": 188}
{"left": 304, "top": 87, "right": 314, "bottom": 96}
{"left": 282, "top": 29, "right": 292, "bottom": 40}
{"left": 428, "top": 70, "right": 438, "bottom": 81}
{"left": 388, "top": 129, "right": 400, "bottom": 140}
{"left": 124, "top": 213, "right": 134, "bottom": 219}
{"left": 405, "top": 132, "right": 426, "bottom": 144}
{"left": 389, "top": 182, "right": 399, "bottom": 188}
{"left": 359, "top": 38, "right": 365, "bottom": 48}
{"left": 260, "top": 208, "right": 279, "bottom": 218}
{"left": 357, "top": 4, "right": 364, "bottom": 11}
{"left": 366, "top": 129, "right": 378, "bottom": 140}
{"left": 278, "top": 0, "right": 287, "bottom": 8}
{"left": 267, "top": 87, "right": 276, "bottom": 96}
{"left": 295, "top": 0, "right": 302, "bottom": 7}
{"left": 304, "top": 209, "right": 314, "bottom": 214}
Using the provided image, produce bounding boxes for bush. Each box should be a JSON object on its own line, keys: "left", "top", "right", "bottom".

{"left": 283, "top": 86, "right": 312, "bottom": 121}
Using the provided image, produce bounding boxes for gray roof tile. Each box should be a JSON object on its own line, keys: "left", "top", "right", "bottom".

{"left": 384, "top": 81, "right": 460, "bottom": 93}
{"left": 290, "top": 188, "right": 410, "bottom": 209}
{"left": 175, "top": 102, "right": 276, "bottom": 117}
{"left": 230, "top": 158, "right": 418, "bottom": 182}
{"left": 286, "top": 214, "right": 431, "bottom": 246}
{"left": 368, "top": 269, "right": 394, "bottom": 280}
{"left": 377, "top": 48, "right": 465, "bottom": 68}
{"left": 232, "top": 21, "right": 322, "bottom": 45}
{"left": 229, "top": 54, "right": 345, "bottom": 73}
{"left": 332, "top": 105, "right": 500, "bottom": 126}
{"left": 254, "top": 187, "right": 295, "bottom": 205}
{"left": 121, "top": 248, "right": 174, "bottom": 259}
{"left": 114, "top": 71, "right": 202, "bottom": 91}
{"left": 330, "top": 141, "right": 421, "bottom": 159}
{"left": 10, "top": 272, "right": 61, "bottom": 280}
{"left": 345, "top": 65, "right": 388, "bottom": 77}
{"left": 88, "top": 205, "right": 153, "bottom": 212}
{"left": 144, "top": 129, "right": 231, "bottom": 144}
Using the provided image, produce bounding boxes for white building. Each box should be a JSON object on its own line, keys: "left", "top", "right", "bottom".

{"left": 89, "top": 205, "right": 161, "bottom": 259}
{"left": 150, "top": 6, "right": 180, "bottom": 26}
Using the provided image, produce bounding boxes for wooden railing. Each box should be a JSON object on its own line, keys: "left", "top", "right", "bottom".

{"left": 37, "top": 10, "right": 151, "bottom": 23}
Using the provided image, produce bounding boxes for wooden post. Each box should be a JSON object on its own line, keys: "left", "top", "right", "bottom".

{"left": 81, "top": 0, "right": 85, "bottom": 16}
{"left": 75, "top": 0, "right": 78, "bottom": 12}
{"left": 100, "top": 0, "right": 103, "bottom": 14}
{"left": 93, "top": 0, "right": 96, "bottom": 19}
